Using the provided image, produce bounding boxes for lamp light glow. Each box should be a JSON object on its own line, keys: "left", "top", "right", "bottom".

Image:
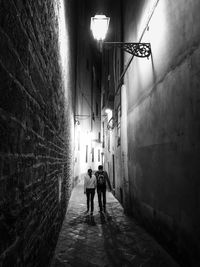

{"left": 105, "top": 108, "right": 112, "bottom": 122}
{"left": 105, "top": 108, "right": 112, "bottom": 115}
{"left": 90, "top": 14, "right": 110, "bottom": 41}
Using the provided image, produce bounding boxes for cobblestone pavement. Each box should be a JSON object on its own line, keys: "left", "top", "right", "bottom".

{"left": 51, "top": 182, "right": 179, "bottom": 267}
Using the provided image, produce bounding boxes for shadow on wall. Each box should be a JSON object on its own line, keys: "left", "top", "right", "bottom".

{"left": 130, "top": 53, "right": 199, "bottom": 267}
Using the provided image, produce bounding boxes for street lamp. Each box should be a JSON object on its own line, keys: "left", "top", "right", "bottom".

{"left": 90, "top": 14, "right": 151, "bottom": 58}
{"left": 105, "top": 108, "right": 115, "bottom": 130}
{"left": 90, "top": 14, "right": 110, "bottom": 41}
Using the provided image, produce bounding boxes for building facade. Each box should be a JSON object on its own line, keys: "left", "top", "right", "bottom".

{"left": 74, "top": 0, "right": 102, "bottom": 182}
{"left": 100, "top": 0, "right": 200, "bottom": 265}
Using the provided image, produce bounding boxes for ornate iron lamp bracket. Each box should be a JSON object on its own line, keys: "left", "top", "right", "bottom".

{"left": 104, "top": 42, "right": 151, "bottom": 58}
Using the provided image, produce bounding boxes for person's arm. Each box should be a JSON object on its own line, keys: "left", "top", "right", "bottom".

{"left": 105, "top": 171, "right": 112, "bottom": 191}
{"left": 94, "top": 172, "right": 98, "bottom": 187}
{"left": 93, "top": 175, "right": 97, "bottom": 188}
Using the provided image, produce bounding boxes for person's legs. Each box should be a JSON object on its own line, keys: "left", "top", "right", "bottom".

{"left": 86, "top": 189, "right": 90, "bottom": 212}
{"left": 102, "top": 188, "right": 106, "bottom": 212}
{"left": 97, "top": 188, "right": 102, "bottom": 211}
{"left": 90, "top": 189, "right": 95, "bottom": 214}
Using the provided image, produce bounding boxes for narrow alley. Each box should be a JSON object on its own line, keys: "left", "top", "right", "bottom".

{"left": 51, "top": 180, "right": 178, "bottom": 267}
{"left": 1, "top": 0, "right": 200, "bottom": 266}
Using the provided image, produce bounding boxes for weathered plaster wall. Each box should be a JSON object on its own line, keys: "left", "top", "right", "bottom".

{"left": 124, "top": 0, "right": 200, "bottom": 265}
{"left": 0, "top": 0, "right": 76, "bottom": 266}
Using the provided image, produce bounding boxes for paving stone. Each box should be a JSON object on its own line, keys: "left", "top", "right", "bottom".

{"left": 50, "top": 182, "right": 180, "bottom": 267}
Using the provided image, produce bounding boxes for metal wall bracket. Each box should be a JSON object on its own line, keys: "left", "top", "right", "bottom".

{"left": 104, "top": 42, "right": 151, "bottom": 58}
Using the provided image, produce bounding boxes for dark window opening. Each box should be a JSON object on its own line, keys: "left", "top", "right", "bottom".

{"left": 86, "top": 145, "right": 88, "bottom": 162}
{"left": 96, "top": 102, "right": 98, "bottom": 116}
{"left": 92, "top": 148, "right": 94, "bottom": 162}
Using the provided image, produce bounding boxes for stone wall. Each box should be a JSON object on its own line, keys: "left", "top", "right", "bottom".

{"left": 0, "top": 0, "right": 76, "bottom": 266}
{"left": 123, "top": 0, "right": 200, "bottom": 265}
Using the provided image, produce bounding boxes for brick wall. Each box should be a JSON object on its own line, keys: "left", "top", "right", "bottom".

{"left": 0, "top": 0, "right": 76, "bottom": 266}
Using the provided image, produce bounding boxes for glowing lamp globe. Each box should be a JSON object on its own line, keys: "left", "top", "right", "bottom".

{"left": 90, "top": 14, "right": 110, "bottom": 41}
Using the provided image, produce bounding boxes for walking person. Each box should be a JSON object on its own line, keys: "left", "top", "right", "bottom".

{"left": 84, "top": 169, "right": 96, "bottom": 216}
{"left": 95, "top": 165, "right": 112, "bottom": 213}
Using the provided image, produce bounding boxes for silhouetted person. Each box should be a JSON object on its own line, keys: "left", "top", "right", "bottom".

{"left": 84, "top": 169, "right": 96, "bottom": 215}
{"left": 95, "top": 165, "right": 112, "bottom": 213}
